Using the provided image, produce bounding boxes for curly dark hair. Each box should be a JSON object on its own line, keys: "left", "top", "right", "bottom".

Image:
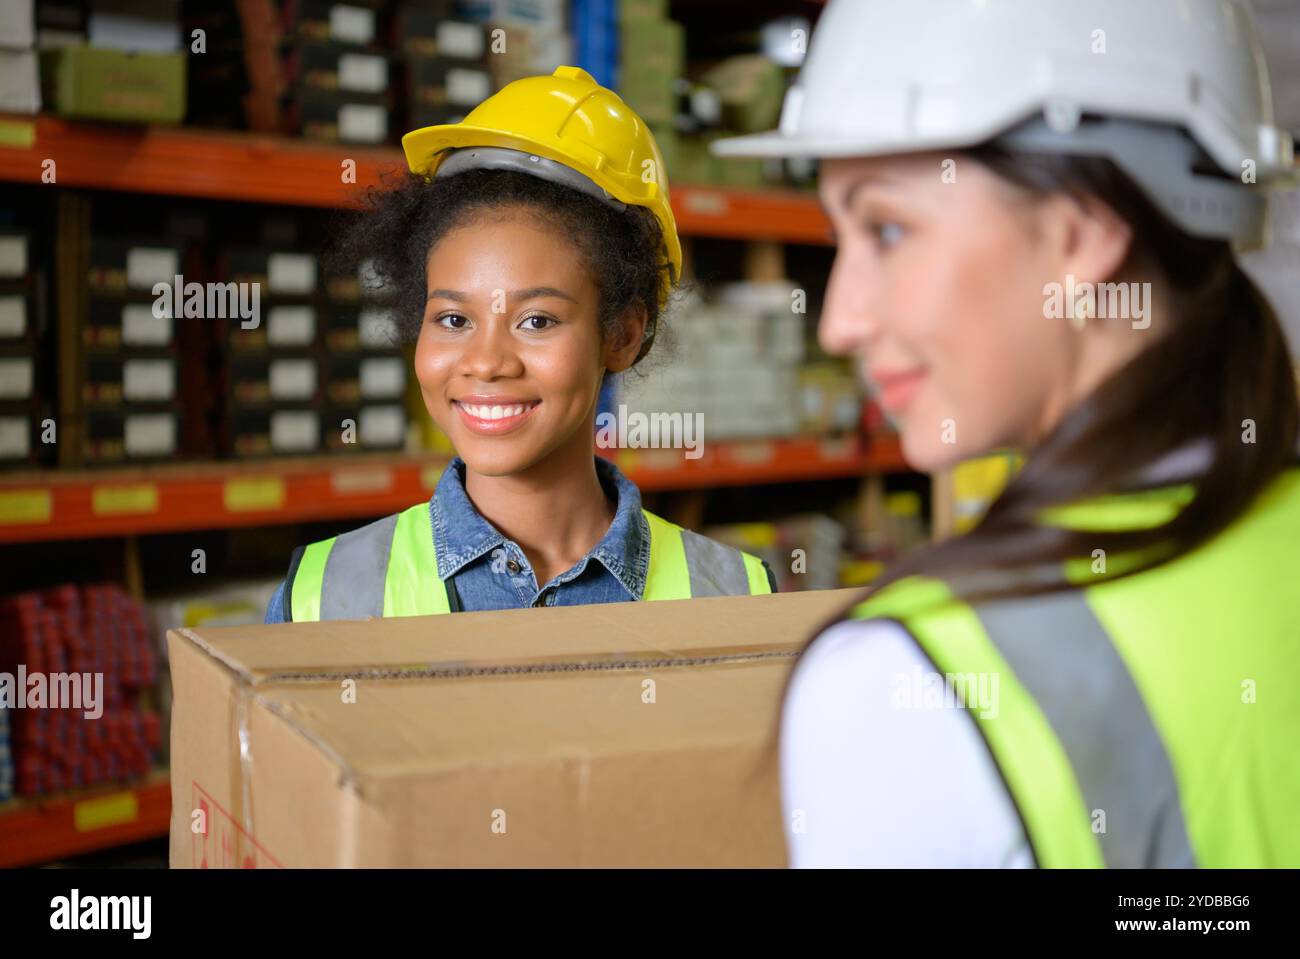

{"left": 332, "top": 169, "right": 674, "bottom": 365}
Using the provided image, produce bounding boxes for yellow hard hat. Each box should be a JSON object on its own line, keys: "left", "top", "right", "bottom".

{"left": 401, "top": 66, "right": 682, "bottom": 307}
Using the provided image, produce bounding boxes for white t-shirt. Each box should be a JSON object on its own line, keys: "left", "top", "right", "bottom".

{"left": 780, "top": 618, "right": 1036, "bottom": 867}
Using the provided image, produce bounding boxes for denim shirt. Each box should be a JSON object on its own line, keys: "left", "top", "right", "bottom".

{"left": 264, "top": 455, "right": 652, "bottom": 622}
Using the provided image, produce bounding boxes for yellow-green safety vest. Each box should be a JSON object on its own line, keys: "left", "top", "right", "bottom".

{"left": 847, "top": 466, "right": 1300, "bottom": 867}
{"left": 288, "top": 502, "right": 772, "bottom": 621}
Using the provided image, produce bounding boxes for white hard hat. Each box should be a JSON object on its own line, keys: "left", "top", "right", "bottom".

{"left": 715, "top": 0, "right": 1296, "bottom": 245}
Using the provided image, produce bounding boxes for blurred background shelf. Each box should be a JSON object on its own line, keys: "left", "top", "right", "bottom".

{"left": 0, "top": 434, "right": 905, "bottom": 543}
{"left": 0, "top": 115, "right": 831, "bottom": 244}
{"left": 0, "top": 768, "right": 170, "bottom": 868}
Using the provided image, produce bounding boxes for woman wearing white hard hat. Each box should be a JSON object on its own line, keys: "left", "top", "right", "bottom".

{"left": 716, "top": 0, "right": 1299, "bottom": 867}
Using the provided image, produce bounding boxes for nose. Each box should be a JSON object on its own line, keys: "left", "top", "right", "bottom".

{"left": 459, "top": 317, "right": 525, "bottom": 381}
{"left": 818, "top": 247, "right": 881, "bottom": 359}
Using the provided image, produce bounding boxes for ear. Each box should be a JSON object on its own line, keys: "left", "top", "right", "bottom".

{"left": 603, "top": 303, "right": 648, "bottom": 374}
{"left": 1044, "top": 190, "right": 1134, "bottom": 288}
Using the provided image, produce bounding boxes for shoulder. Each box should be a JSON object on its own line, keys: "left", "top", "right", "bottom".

{"left": 781, "top": 616, "right": 1033, "bottom": 867}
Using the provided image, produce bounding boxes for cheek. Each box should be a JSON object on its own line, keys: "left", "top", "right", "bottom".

{"left": 533, "top": 334, "right": 603, "bottom": 407}
{"left": 413, "top": 329, "right": 457, "bottom": 410}
{"left": 896, "top": 221, "right": 1065, "bottom": 453}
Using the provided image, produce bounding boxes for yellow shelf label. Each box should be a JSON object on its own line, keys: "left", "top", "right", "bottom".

{"left": 331, "top": 467, "right": 393, "bottom": 495}
{"left": 731, "top": 441, "right": 776, "bottom": 465}
{"left": 92, "top": 484, "right": 159, "bottom": 516}
{"left": 224, "top": 477, "right": 286, "bottom": 512}
{"left": 74, "top": 791, "right": 140, "bottom": 833}
{"left": 0, "top": 120, "right": 36, "bottom": 149}
{"left": 0, "top": 489, "right": 52, "bottom": 524}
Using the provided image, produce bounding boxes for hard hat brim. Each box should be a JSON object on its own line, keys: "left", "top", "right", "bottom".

{"left": 711, "top": 127, "right": 993, "bottom": 161}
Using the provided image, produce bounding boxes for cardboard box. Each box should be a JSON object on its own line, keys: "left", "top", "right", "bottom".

{"left": 167, "top": 588, "right": 858, "bottom": 867}
{"left": 40, "top": 45, "right": 185, "bottom": 124}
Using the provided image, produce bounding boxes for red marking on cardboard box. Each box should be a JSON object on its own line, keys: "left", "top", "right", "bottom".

{"left": 192, "top": 781, "right": 283, "bottom": 869}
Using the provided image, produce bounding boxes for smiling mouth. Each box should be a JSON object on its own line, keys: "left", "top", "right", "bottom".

{"left": 452, "top": 399, "right": 542, "bottom": 434}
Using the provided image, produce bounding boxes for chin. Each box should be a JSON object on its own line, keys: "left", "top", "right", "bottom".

{"left": 898, "top": 423, "right": 968, "bottom": 474}
{"left": 455, "top": 443, "right": 535, "bottom": 478}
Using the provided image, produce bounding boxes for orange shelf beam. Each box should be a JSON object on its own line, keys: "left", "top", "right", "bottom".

{"left": 0, "top": 114, "right": 832, "bottom": 244}
{"left": 0, "top": 771, "right": 171, "bottom": 868}
{"left": 0, "top": 435, "right": 907, "bottom": 543}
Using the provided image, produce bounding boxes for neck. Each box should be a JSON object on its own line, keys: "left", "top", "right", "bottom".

{"left": 462, "top": 435, "right": 617, "bottom": 587}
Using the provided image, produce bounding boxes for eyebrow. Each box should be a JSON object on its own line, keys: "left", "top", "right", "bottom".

{"left": 840, "top": 173, "right": 904, "bottom": 212}
{"left": 425, "top": 286, "right": 577, "bottom": 303}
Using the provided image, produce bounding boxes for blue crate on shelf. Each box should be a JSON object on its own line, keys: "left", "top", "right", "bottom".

{"left": 572, "top": 0, "right": 618, "bottom": 89}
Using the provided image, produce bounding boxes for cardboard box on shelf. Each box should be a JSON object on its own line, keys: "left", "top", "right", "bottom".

{"left": 619, "top": 0, "right": 667, "bottom": 21}
{"left": 39, "top": 45, "right": 185, "bottom": 123}
{"left": 167, "top": 588, "right": 857, "bottom": 867}
{"left": 619, "top": 17, "right": 683, "bottom": 77}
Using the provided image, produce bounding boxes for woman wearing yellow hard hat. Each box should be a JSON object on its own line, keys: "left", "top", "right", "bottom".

{"left": 715, "top": 0, "right": 1300, "bottom": 866}
{"left": 264, "top": 67, "right": 774, "bottom": 623}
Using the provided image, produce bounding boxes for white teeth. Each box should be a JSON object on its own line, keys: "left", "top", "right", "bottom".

{"left": 461, "top": 403, "right": 531, "bottom": 420}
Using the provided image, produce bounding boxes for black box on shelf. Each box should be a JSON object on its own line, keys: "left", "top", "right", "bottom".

{"left": 404, "top": 55, "right": 491, "bottom": 128}
{"left": 0, "top": 230, "right": 30, "bottom": 280}
{"left": 0, "top": 286, "right": 40, "bottom": 349}
{"left": 226, "top": 302, "right": 319, "bottom": 353}
{"left": 0, "top": 351, "right": 38, "bottom": 407}
{"left": 287, "top": 39, "right": 390, "bottom": 95}
{"left": 223, "top": 247, "right": 318, "bottom": 294}
{"left": 84, "top": 408, "right": 180, "bottom": 464}
{"left": 393, "top": 12, "right": 484, "bottom": 60}
{"left": 323, "top": 402, "right": 407, "bottom": 453}
{"left": 282, "top": 0, "right": 388, "bottom": 48}
{"left": 287, "top": 86, "right": 392, "bottom": 143}
{"left": 228, "top": 353, "right": 323, "bottom": 408}
{"left": 82, "top": 355, "right": 178, "bottom": 408}
{"left": 88, "top": 238, "right": 184, "bottom": 296}
{"left": 83, "top": 298, "right": 176, "bottom": 351}
{"left": 323, "top": 304, "right": 401, "bottom": 351}
{"left": 0, "top": 403, "right": 55, "bottom": 468}
{"left": 226, "top": 405, "right": 322, "bottom": 458}
{"left": 325, "top": 352, "right": 406, "bottom": 405}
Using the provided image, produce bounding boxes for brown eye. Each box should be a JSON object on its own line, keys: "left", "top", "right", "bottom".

{"left": 437, "top": 313, "right": 469, "bottom": 330}
{"left": 519, "top": 314, "right": 555, "bottom": 331}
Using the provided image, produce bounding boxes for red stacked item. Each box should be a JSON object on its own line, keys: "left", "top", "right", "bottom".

{"left": 0, "top": 583, "right": 162, "bottom": 797}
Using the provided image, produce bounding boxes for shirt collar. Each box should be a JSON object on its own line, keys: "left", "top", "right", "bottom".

{"left": 430, "top": 455, "right": 649, "bottom": 599}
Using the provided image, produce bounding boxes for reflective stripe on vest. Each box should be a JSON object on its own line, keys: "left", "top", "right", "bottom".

{"left": 290, "top": 502, "right": 770, "bottom": 621}
{"left": 852, "top": 577, "right": 1190, "bottom": 868}
{"left": 847, "top": 467, "right": 1300, "bottom": 868}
